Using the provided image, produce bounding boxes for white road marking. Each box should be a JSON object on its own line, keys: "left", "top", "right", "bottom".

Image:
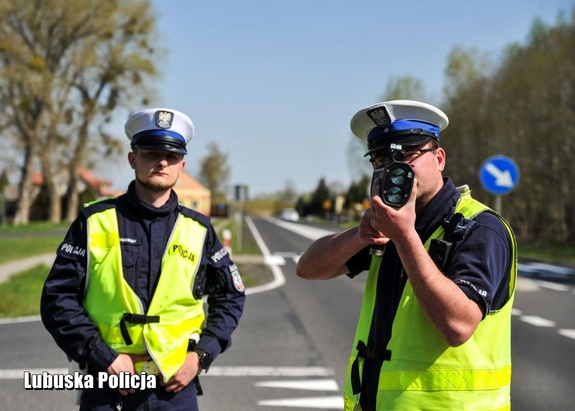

{"left": 203, "top": 366, "right": 335, "bottom": 377}
{"left": 268, "top": 218, "right": 336, "bottom": 241}
{"left": 264, "top": 255, "right": 286, "bottom": 265}
{"left": 255, "top": 379, "right": 339, "bottom": 391}
{"left": 558, "top": 329, "right": 575, "bottom": 340}
{"left": 0, "top": 366, "right": 336, "bottom": 380}
{"left": 520, "top": 315, "right": 556, "bottom": 327}
{"left": 515, "top": 277, "right": 541, "bottom": 292}
{"left": 244, "top": 217, "right": 286, "bottom": 295}
{"left": 258, "top": 395, "right": 344, "bottom": 409}
{"left": 533, "top": 280, "right": 571, "bottom": 292}
{"left": 273, "top": 251, "right": 301, "bottom": 258}
{"left": 0, "top": 368, "right": 67, "bottom": 379}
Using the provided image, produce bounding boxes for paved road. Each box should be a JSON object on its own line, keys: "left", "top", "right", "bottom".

{"left": 0, "top": 219, "right": 348, "bottom": 410}
{"left": 1, "top": 219, "right": 574, "bottom": 410}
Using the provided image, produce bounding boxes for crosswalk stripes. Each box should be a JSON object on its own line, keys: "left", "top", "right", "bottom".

{"left": 255, "top": 379, "right": 339, "bottom": 391}
{"left": 255, "top": 377, "right": 343, "bottom": 409}
{"left": 258, "top": 395, "right": 343, "bottom": 409}
{"left": 206, "top": 366, "right": 344, "bottom": 409}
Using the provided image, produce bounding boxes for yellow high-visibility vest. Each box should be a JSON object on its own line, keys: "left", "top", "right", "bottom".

{"left": 344, "top": 187, "right": 517, "bottom": 411}
{"left": 84, "top": 207, "right": 207, "bottom": 382}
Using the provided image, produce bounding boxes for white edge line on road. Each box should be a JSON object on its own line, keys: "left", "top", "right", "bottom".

{"left": 244, "top": 217, "right": 286, "bottom": 295}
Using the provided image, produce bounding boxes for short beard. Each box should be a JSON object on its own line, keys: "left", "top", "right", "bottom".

{"left": 136, "top": 174, "right": 176, "bottom": 192}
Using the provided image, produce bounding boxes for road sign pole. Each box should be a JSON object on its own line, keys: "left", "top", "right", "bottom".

{"left": 494, "top": 195, "right": 502, "bottom": 215}
{"left": 479, "top": 155, "right": 520, "bottom": 217}
{"left": 234, "top": 184, "right": 248, "bottom": 252}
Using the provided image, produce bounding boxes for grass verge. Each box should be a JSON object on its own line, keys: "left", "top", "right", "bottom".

{"left": 517, "top": 240, "right": 575, "bottom": 266}
{"left": 213, "top": 217, "right": 261, "bottom": 255}
{"left": 0, "top": 236, "right": 61, "bottom": 264}
{"left": 0, "top": 261, "right": 263, "bottom": 318}
{"left": 0, "top": 218, "right": 268, "bottom": 318}
{"left": 0, "top": 264, "right": 46, "bottom": 318}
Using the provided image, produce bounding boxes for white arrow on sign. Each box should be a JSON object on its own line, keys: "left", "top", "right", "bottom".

{"left": 485, "top": 163, "right": 514, "bottom": 187}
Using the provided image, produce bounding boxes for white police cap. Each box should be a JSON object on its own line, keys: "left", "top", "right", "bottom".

{"left": 124, "top": 108, "right": 195, "bottom": 155}
{"left": 350, "top": 100, "right": 449, "bottom": 155}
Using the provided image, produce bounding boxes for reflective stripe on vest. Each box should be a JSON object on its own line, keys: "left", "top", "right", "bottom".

{"left": 343, "top": 187, "right": 517, "bottom": 411}
{"left": 378, "top": 364, "right": 512, "bottom": 390}
{"left": 84, "top": 208, "right": 207, "bottom": 382}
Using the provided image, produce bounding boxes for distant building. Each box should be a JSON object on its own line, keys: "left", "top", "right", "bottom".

{"left": 174, "top": 171, "right": 211, "bottom": 216}
{"left": 76, "top": 166, "right": 123, "bottom": 199}
{"left": 2, "top": 168, "right": 212, "bottom": 219}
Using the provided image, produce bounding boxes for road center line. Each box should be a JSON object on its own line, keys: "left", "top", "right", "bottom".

{"left": 520, "top": 315, "right": 556, "bottom": 327}
{"left": 558, "top": 329, "right": 575, "bottom": 340}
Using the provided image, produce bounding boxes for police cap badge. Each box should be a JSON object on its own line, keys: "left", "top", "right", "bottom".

{"left": 125, "top": 108, "right": 195, "bottom": 155}
{"left": 350, "top": 100, "right": 449, "bottom": 156}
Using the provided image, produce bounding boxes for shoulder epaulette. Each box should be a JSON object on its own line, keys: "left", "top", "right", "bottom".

{"left": 178, "top": 204, "right": 210, "bottom": 227}
{"left": 81, "top": 197, "right": 117, "bottom": 218}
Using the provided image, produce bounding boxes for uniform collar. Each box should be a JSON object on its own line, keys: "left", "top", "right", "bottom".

{"left": 415, "top": 177, "right": 459, "bottom": 242}
{"left": 127, "top": 180, "right": 179, "bottom": 217}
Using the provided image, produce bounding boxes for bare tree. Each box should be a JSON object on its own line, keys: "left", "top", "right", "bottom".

{"left": 199, "top": 142, "right": 231, "bottom": 202}
{"left": 0, "top": 0, "right": 161, "bottom": 224}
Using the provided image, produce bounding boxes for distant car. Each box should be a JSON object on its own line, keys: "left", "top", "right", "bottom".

{"left": 280, "top": 208, "right": 299, "bottom": 222}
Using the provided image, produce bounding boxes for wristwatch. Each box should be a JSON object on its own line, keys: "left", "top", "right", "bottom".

{"left": 194, "top": 349, "right": 212, "bottom": 372}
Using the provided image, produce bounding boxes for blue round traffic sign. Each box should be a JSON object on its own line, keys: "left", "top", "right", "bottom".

{"left": 479, "top": 155, "right": 520, "bottom": 195}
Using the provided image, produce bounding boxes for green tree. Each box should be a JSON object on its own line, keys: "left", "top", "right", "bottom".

{"left": 440, "top": 10, "right": 575, "bottom": 242}
{"left": 381, "top": 75, "right": 427, "bottom": 101}
{"left": 346, "top": 174, "right": 370, "bottom": 206}
{"left": 309, "top": 177, "right": 331, "bottom": 217}
{"left": 0, "top": 169, "right": 7, "bottom": 224}
{"left": 277, "top": 179, "right": 298, "bottom": 202}
{"left": 441, "top": 46, "right": 493, "bottom": 186}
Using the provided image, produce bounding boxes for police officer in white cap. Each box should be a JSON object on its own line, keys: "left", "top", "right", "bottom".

{"left": 41, "top": 108, "right": 245, "bottom": 411}
{"left": 297, "top": 100, "right": 517, "bottom": 410}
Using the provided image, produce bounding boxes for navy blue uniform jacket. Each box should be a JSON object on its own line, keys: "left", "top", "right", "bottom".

{"left": 346, "top": 177, "right": 513, "bottom": 411}
{"left": 41, "top": 181, "right": 245, "bottom": 374}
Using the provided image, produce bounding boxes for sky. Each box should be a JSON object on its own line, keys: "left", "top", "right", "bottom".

{"left": 105, "top": 0, "right": 573, "bottom": 198}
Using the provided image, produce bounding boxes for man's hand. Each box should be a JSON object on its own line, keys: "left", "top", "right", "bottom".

{"left": 357, "top": 207, "right": 390, "bottom": 247}
{"left": 161, "top": 352, "right": 201, "bottom": 393}
{"left": 107, "top": 353, "right": 151, "bottom": 396}
{"left": 369, "top": 177, "right": 418, "bottom": 243}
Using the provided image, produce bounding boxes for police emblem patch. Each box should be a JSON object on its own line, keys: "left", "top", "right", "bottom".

{"left": 155, "top": 110, "right": 173, "bottom": 129}
{"left": 367, "top": 107, "right": 391, "bottom": 127}
{"left": 229, "top": 264, "right": 245, "bottom": 292}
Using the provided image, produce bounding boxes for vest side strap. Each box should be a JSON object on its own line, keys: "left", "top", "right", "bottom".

{"left": 351, "top": 340, "right": 392, "bottom": 395}
{"left": 120, "top": 313, "right": 161, "bottom": 346}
